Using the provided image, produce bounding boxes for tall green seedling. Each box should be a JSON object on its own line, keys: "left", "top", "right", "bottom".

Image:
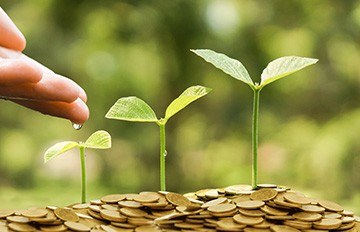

{"left": 106, "top": 85, "right": 211, "bottom": 191}
{"left": 44, "top": 130, "right": 111, "bottom": 203}
{"left": 191, "top": 49, "right": 318, "bottom": 189}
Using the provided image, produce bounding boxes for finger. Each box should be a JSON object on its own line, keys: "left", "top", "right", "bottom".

{"left": 0, "top": 72, "right": 80, "bottom": 102}
{"left": 78, "top": 86, "right": 87, "bottom": 103}
{"left": 0, "top": 58, "right": 42, "bottom": 85}
{"left": 0, "top": 7, "right": 26, "bottom": 51}
{"left": 12, "top": 98, "right": 90, "bottom": 124}
{"left": 0, "top": 47, "right": 88, "bottom": 103}
{"left": 19, "top": 52, "right": 88, "bottom": 102}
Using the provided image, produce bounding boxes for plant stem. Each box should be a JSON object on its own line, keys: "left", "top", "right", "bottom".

{"left": 252, "top": 89, "right": 260, "bottom": 189}
{"left": 159, "top": 124, "right": 166, "bottom": 191}
{"left": 79, "top": 146, "right": 87, "bottom": 203}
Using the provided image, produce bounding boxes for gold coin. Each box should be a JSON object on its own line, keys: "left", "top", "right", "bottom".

{"left": 40, "top": 224, "right": 67, "bottom": 232}
{"left": 134, "top": 194, "right": 160, "bottom": 203}
{"left": 54, "top": 208, "right": 79, "bottom": 222}
{"left": 283, "top": 220, "right": 312, "bottom": 230}
{"left": 273, "top": 198, "right": 301, "bottom": 208}
{"left": 257, "top": 184, "right": 277, "bottom": 188}
{"left": 88, "top": 205, "right": 101, "bottom": 213}
{"left": 233, "top": 214, "right": 263, "bottom": 225}
{"left": 201, "top": 197, "right": 227, "bottom": 209}
{"left": 270, "top": 225, "right": 301, "bottom": 232}
{"left": 342, "top": 210, "right": 354, "bottom": 216}
{"left": 225, "top": 185, "right": 253, "bottom": 195}
{"left": 128, "top": 217, "right": 153, "bottom": 226}
{"left": 76, "top": 213, "right": 93, "bottom": 220}
{"left": 260, "top": 205, "right": 289, "bottom": 216}
{"left": 174, "top": 222, "right": 203, "bottom": 229}
{"left": 135, "top": 225, "right": 161, "bottom": 232}
{"left": 355, "top": 216, "right": 360, "bottom": 222}
{"left": 7, "top": 222, "right": 36, "bottom": 232}
{"left": 231, "top": 195, "right": 251, "bottom": 204}
{"left": 292, "top": 212, "right": 322, "bottom": 222}
{"left": 0, "top": 210, "right": 14, "bottom": 219}
{"left": 141, "top": 201, "right": 168, "bottom": 208}
{"left": 216, "top": 218, "right": 246, "bottom": 229}
{"left": 237, "top": 200, "right": 265, "bottom": 209}
{"left": 86, "top": 209, "right": 103, "bottom": 220}
{"left": 300, "top": 205, "right": 325, "bottom": 213}
{"left": 318, "top": 199, "right": 344, "bottom": 212}
{"left": 111, "top": 221, "right": 137, "bottom": 229}
{"left": 102, "top": 224, "right": 127, "bottom": 232}
{"left": 165, "top": 192, "right": 191, "bottom": 206}
{"left": 89, "top": 199, "right": 102, "bottom": 205}
{"left": 252, "top": 220, "right": 273, "bottom": 229}
{"left": 323, "top": 212, "right": 342, "bottom": 219}
{"left": 119, "top": 208, "right": 148, "bottom": 218}
{"left": 99, "top": 210, "right": 126, "bottom": 222}
{"left": 64, "top": 221, "right": 91, "bottom": 232}
{"left": 118, "top": 201, "right": 142, "bottom": 208}
{"left": 207, "top": 203, "right": 236, "bottom": 213}
{"left": 338, "top": 221, "right": 356, "bottom": 230}
{"left": 265, "top": 215, "right": 293, "bottom": 220}
{"left": 21, "top": 208, "right": 48, "bottom": 218}
{"left": 283, "top": 192, "right": 310, "bottom": 205}
{"left": 46, "top": 206, "right": 57, "bottom": 211}
{"left": 244, "top": 227, "right": 271, "bottom": 231}
{"left": 313, "top": 218, "right": 342, "bottom": 230}
{"left": 29, "top": 216, "right": 57, "bottom": 223}
{"left": 101, "top": 204, "right": 118, "bottom": 211}
{"left": 250, "top": 189, "right": 278, "bottom": 201}
{"left": 342, "top": 216, "right": 355, "bottom": 223}
{"left": 72, "top": 203, "right": 90, "bottom": 210}
{"left": 101, "top": 194, "right": 126, "bottom": 203}
{"left": 205, "top": 189, "right": 219, "bottom": 199}
{"left": 210, "top": 208, "right": 238, "bottom": 218}
{"left": 238, "top": 208, "right": 265, "bottom": 217}
{"left": 6, "top": 216, "right": 30, "bottom": 223}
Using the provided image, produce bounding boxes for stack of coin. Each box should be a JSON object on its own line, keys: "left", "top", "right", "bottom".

{"left": 0, "top": 184, "right": 359, "bottom": 231}
{"left": 156, "top": 184, "right": 360, "bottom": 231}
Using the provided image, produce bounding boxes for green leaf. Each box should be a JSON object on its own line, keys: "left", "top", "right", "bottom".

{"left": 260, "top": 56, "right": 318, "bottom": 87}
{"left": 165, "top": 85, "right": 211, "bottom": 119}
{"left": 105, "top": 97, "right": 158, "bottom": 122}
{"left": 83, "top": 130, "right": 112, "bottom": 149}
{"left": 44, "top": 141, "right": 79, "bottom": 163}
{"left": 191, "top": 49, "right": 254, "bottom": 87}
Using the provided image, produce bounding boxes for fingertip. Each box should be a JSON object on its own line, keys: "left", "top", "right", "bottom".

{"left": 16, "top": 33, "right": 26, "bottom": 52}
{"left": 78, "top": 86, "right": 87, "bottom": 103}
{"left": 70, "top": 98, "right": 90, "bottom": 124}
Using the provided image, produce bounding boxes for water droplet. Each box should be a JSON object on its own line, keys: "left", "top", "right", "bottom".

{"left": 72, "top": 123, "right": 83, "bottom": 130}
{"left": 164, "top": 150, "right": 167, "bottom": 157}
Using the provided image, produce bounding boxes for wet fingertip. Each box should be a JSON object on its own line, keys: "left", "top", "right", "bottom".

{"left": 70, "top": 99, "right": 90, "bottom": 124}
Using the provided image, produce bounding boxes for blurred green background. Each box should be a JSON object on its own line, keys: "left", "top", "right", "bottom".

{"left": 0, "top": 0, "right": 359, "bottom": 213}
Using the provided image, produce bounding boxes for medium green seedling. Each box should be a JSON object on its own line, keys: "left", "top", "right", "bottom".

{"left": 191, "top": 49, "right": 318, "bottom": 189}
{"left": 44, "top": 130, "right": 111, "bottom": 203}
{"left": 105, "top": 85, "right": 211, "bottom": 191}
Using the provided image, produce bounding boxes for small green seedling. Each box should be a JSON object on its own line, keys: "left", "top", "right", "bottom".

{"left": 106, "top": 85, "right": 211, "bottom": 191}
{"left": 192, "top": 49, "right": 318, "bottom": 189}
{"left": 44, "top": 130, "right": 111, "bottom": 203}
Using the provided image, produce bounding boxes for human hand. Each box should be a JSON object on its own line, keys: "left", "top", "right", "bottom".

{"left": 0, "top": 7, "right": 89, "bottom": 124}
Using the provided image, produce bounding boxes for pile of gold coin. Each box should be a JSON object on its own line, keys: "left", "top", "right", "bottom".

{"left": 0, "top": 184, "right": 359, "bottom": 231}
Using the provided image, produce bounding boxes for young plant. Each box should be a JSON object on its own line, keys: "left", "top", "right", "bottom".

{"left": 105, "top": 85, "right": 211, "bottom": 191}
{"left": 44, "top": 130, "right": 111, "bottom": 203}
{"left": 191, "top": 49, "right": 318, "bottom": 189}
